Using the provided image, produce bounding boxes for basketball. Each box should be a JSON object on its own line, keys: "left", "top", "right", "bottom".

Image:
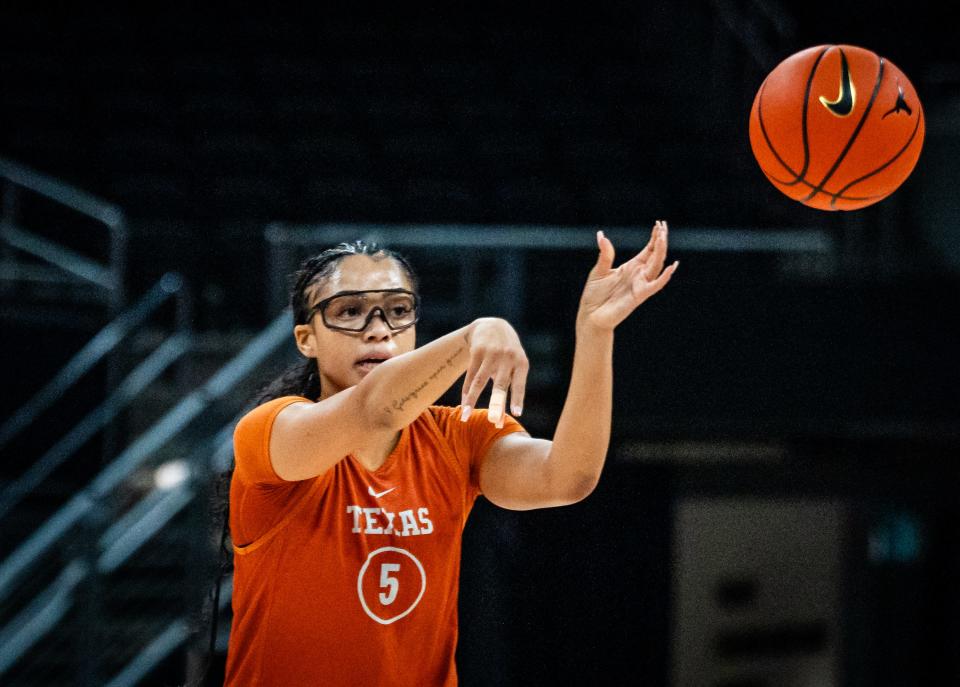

{"left": 748, "top": 44, "right": 924, "bottom": 211}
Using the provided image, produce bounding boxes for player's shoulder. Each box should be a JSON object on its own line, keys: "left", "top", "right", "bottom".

{"left": 236, "top": 395, "right": 312, "bottom": 436}
{"left": 253, "top": 394, "right": 312, "bottom": 411}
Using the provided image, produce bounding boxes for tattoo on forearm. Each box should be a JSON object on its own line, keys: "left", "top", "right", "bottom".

{"left": 392, "top": 379, "right": 429, "bottom": 412}
{"left": 390, "top": 345, "right": 466, "bottom": 413}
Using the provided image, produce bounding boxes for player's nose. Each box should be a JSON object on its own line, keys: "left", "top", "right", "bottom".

{"left": 363, "top": 311, "right": 392, "bottom": 341}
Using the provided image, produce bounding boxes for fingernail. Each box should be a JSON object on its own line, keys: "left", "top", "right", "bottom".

{"left": 496, "top": 419, "right": 504, "bottom": 429}
{"left": 460, "top": 405, "right": 472, "bottom": 422}
{"left": 511, "top": 405, "right": 523, "bottom": 416}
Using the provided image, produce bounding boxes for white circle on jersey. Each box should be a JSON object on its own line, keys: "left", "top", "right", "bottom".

{"left": 357, "top": 546, "right": 427, "bottom": 625}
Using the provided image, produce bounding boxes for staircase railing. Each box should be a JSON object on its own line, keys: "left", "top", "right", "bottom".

{"left": 1, "top": 154, "right": 138, "bottom": 481}
{"left": 0, "top": 272, "right": 187, "bottom": 451}
{"left": 0, "top": 424, "right": 235, "bottom": 677}
{"left": 0, "top": 328, "right": 191, "bottom": 520}
{"left": 0, "top": 309, "right": 291, "bottom": 679}
{"left": 103, "top": 433, "right": 238, "bottom": 687}
{"left": 0, "top": 155, "right": 127, "bottom": 313}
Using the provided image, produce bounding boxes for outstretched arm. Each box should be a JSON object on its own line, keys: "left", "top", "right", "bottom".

{"left": 479, "top": 221, "right": 678, "bottom": 510}
{"left": 268, "top": 317, "right": 528, "bottom": 481}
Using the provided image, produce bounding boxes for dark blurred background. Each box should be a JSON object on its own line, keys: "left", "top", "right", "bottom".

{"left": 0, "top": 2, "right": 958, "bottom": 686}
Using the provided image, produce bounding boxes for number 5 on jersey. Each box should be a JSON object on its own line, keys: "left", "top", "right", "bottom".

{"left": 379, "top": 563, "right": 401, "bottom": 605}
{"left": 357, "top": 547, "right": 427, "bottom": 625}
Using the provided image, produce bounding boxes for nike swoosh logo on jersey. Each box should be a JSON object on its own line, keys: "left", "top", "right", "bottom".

{"left": 819, "top": 48, "right": 855, "bottom": 117}
{"left": 368, "top": 486, "right": 396, "bottom": 499}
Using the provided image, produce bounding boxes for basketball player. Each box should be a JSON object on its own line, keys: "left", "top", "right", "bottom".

{"left": 222, "top": 222, "right": 677, "bottom": 685}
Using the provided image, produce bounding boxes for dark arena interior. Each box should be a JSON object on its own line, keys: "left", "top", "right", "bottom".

{"left": 0, "top": 2, "right": 958, "bottom": 685}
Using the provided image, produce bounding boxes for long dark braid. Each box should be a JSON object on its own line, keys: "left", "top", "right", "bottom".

{"left": 195, "top": 240, "right": 418, "bottom": 685}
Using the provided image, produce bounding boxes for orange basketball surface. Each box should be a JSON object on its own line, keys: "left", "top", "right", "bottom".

{"left": 749, "top": 44, "right": 924, "bottom": 211}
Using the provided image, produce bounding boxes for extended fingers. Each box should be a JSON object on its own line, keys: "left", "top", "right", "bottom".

{"left": 460, "top": 355, "right": 492, "bottom": 420}
{"left": 510, "top": 357, "right": 528, "bottom": 418}
{"left": 643, "top": 221, "right": 669, "bottom": 280}
{"left": 625, "top": 220, "right": 665, "bottom": 270}
{"left": 638, "top": 259, "right": 679, "bottom": 297}
{"left": 461, "top": 349, "right": 483, "bottom": 406}
{"left": 488, "top": 383, "right": 508, "bottom": 428}
{"left": 593, "top": 230, "right": 615, "bottom": 277}
{"left": 461, "top": 350, "right": 528, "bottom": 426}
{"left": 490, "top": 352, "right": 528, "bottom": 427}
{"left": 656, "top": 260, "right": 680, "bottom": 288}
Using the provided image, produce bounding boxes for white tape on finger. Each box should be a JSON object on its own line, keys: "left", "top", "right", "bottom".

{"left": 489, "top": 387, "right": 507, "bottom": 422}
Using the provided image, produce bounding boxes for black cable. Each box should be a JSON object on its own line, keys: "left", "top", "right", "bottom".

{"left": 189, "top": 479, "right": 231, "bottom": 687}
{"left": 208, "top": 515, "right": 229, "bottom": 669}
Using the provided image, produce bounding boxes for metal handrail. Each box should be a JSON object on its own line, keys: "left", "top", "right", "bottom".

{"left": 0, "top": 472, "right": 195, "bottom": 675}
{"left": 0, "top": 155, "right": 127, "bottom": 312}
{"left": 0, "top": 560, "right": 88, "bottom": 675}
{"left": 104, "top": 574, "right": 234, "bottom": 687}
{"left": 0, "top": 421, "right": 237, "bottom": 678}
{"left": 0, "top": 272, "right": 186, "bottom": 450}
{"left": 0, "top": 331, "right": 193, "bottom": 520}
{"left": 265, "top": 221, "right": 833, "bottom": 252}
{"left": 98, "top": 426, "right": 238, "bottom": 687}
{"left": 0, "top": 306, "right": 282, "bottom": 677}
{"left": 265, "top": 222, "right": 835, "bottom": 339}
{"left": 0, "top": 309, "right": 291, "bottom": 604}
{"left": 2, "top": 222, "right": 115, "bottom": 288}
{"left": 0, "top": 157, "right": 124, "bottom": 229}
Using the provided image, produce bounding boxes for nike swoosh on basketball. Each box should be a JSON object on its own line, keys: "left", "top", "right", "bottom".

{"left": 368, "top": 486, "right": 396, "bottom": 499}
{"left": 819, "top": 49, "right": 855, "bottom": 117}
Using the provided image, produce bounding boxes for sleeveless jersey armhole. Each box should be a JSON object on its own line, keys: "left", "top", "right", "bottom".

{"left": 233, "top": 475, "right": 327, "bottom": 556}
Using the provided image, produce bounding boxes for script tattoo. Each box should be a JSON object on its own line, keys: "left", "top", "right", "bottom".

{"left": 390, "top": 344, "right": 466, "bottom": 413}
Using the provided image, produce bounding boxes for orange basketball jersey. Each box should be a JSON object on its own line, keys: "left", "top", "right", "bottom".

{"left": 224, "top": 396, "right": 525, "bottom": 686}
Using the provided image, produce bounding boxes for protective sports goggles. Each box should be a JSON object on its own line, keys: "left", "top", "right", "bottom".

{"left": 307, "top": 288, "right": 420, "bottom": 333}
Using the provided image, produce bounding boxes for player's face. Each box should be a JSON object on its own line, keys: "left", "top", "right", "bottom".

{"left": 295, "top": 255, "right": 417, "bottom": 400}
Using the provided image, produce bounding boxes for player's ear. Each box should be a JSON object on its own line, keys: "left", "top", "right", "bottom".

{"left": 293, "top": 324, "right": 317, "bottom": 358}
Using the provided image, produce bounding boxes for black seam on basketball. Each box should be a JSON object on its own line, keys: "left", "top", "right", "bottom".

{"left": 757, "top": 46, "right": 831, "bottom": 186}
{"left": 830, "top": 107, "right": 924, "bottom": 206}
{"left": 757, "top": 82, "right": 802, "bottom": 182}
{"left": 760, "top": 166, "right": 887, "bottom": 202}
{"left": 799, "top": 46, "right": 832, "bottom": 182}
{"left": 804, "top": 54, "right": 886, "bottom": 202}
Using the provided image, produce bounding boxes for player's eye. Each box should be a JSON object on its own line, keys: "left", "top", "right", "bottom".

{"left": 332, "top": 304, "right": 362, "bottom": 319}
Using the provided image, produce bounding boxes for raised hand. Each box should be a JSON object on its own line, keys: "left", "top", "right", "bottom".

{"left": 577, "top": 220, "right": 678, "bottom": 332}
